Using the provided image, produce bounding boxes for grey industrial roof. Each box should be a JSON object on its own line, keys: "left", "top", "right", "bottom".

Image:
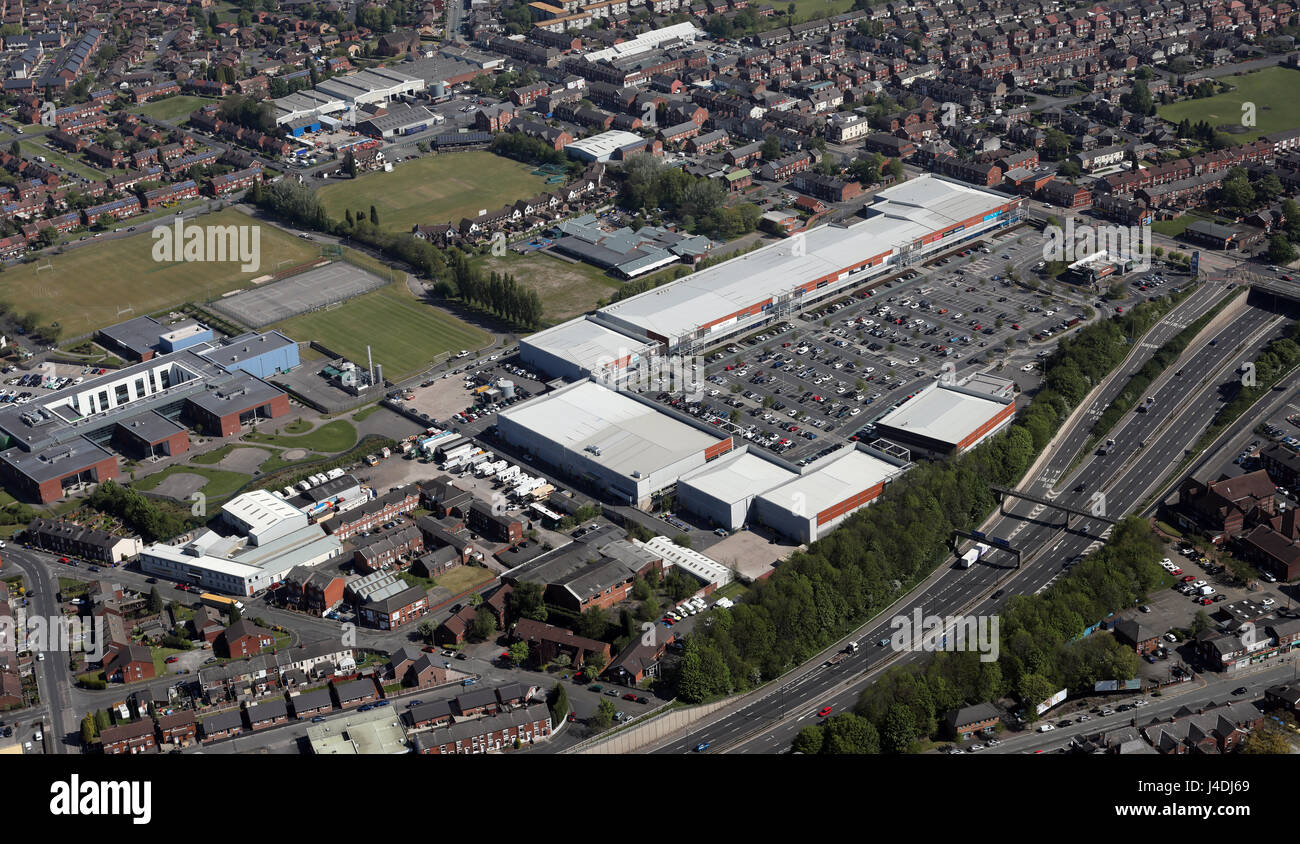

{"left": 186, "top": 373, "right": 285, "bottom": 417}
{"left": 200, "top": 331, "right": 296, "bottom": 368}
{"left": 499, "top": 381, "right": 720, "bottom": 479}
{"left": 115, "top": 411, "right": 186, "bottom": 444}
{"left": 757, "top": 448, "right": 904, "bottom": 521}
{"left": 97, "top": 315, "right": 165, "bottom": 357}
{"left": 874, "top": 383, "right": 1011, "bottom": 446}
{"left": 595, "top": 175, "right": 1011, "bottom": 341}
{"left": 1, "top": 437, "right": 115, "bottom": 483}
{"left": 678, "top": 450, "right": 797, "bottom": 505}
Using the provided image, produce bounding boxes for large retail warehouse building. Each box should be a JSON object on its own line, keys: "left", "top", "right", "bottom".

{"left": 522, "top": 175, "right": 1022, "bottom": 379}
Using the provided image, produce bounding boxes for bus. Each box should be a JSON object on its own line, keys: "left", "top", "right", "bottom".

{"left": 200, "top": 592, "right": 246, "bottom": 612}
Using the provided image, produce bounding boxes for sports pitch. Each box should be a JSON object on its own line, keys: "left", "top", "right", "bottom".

{"left": 1157, "top": 66, "right": 1300, "bottom": 143}
{"left": 270, "top": 282, "right": 491, "bottom": 380}
{"left": 4, "top": 209, "right": 319, "bottom": 337}
{"left": 212, "top": 261, "right": 390, "bottom": 327}
{"left": 317, "top": 151, "right": 551, "bottom": 232}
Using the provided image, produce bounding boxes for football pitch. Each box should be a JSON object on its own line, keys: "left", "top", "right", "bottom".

{"left": 3, "top": 209, "right": 319, "bottom": 337}
{"left": 1157, "top": 66, "right": 1300, "bottom": 143}
{"left": 270, "top": 282, "right": 491, "bottom": 380}
{"left": 317, "top": 150, "right": 551, "bottom": 232}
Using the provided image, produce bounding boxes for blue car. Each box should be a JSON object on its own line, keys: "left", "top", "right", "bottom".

{"left": 311, "top": 715, "right": 326, "bottom": 723}
{"left": 374, "top": 699, "right": 390, "bottom": 707}
{"left": 695, "top": 742, "right": 710, "bottom": 752}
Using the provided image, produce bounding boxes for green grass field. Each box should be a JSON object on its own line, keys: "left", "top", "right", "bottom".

{"left": 18, "top": 139, "right": 106, "bottom": 181}
{"left": 130, "top": 95, "right": 216, "bottom": 124}
{"left": 246, "top": 419, "right": 358, "bottom": 453}
{"left": 317, "top": 151, "right": 550, "bottom": 232}
{"left": 476, "top": 251, "right": 683, "bottom": 326}
{"left": 1158, "top": 66, "right": 1300, "bottom": 143}
{"left": 133, "top": 465, "right": 251, "bottom": 502}
{"left": 3, "top": 208, "right": 321, "bottom": 337}
{"left": 270, "top": 282, "right": 491, "bottom": 379}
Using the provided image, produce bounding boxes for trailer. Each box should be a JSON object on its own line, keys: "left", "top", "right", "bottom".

{"left": 380, "top": 447, "right": 392, "bottom": 459}
{"left": 494, "top": 465, "right": 520, "bottom": 485}
{"left": 958, "top": 542, "right": 992, "bottom": 569}
{"left": 327, "top": 468, "right": 345, "bottom": 480}
{"left": 476, "top": 459, "right": 506, "bottom": 478}
{"left": 529, "top": 483, "right": 555, "bottom": 500}
{"left": 440, "top": 442, "right": 475, "bottom": 463}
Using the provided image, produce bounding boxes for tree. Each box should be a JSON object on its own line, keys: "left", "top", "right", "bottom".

{"left": 470, "top": 607, "right": 497, "bottom": 640}
{"left": 792, "top": 725, "right": 824, "bottom": 754}
{"left": 94, "top": 710, "right": 110, "bottom": 731}
{"left": 417, "top": 620, "right": 436, "bottom": 645}
{"left": 147, "top": 586, "right": 163, "bottom": 614}
{"left": 509, "top": 581, "right": 548, "bottom": 622}
{"left": 1190, "top": 610, "right": 1214, "bottom": 636}
{"left": 881, "top": 703, "right": 918, "bottom": 753}
{"left": 1267, "top": 234, "right": 1296, "bottom": 266}
{"left": 592, "top": 698, "right": 616, "bottom": 730}
{"left": 508, "top": 641, "right": 530, "bottom": 665}
{"left": 1241, "top": 721, "right": 1291, "bottom": 754}
{"left": 345, "top": 150, "right": 358, "bottom": 178}
{"left": 583, "top": 651, "right": 607, "bottom": 680}
{"left": 228, "top": 605, "right": 242, "bottom": 623}
{"left": 549, "top": 682, "right": 570, "bottom": 723}
{"left": 578, "top": 606, "right": 608, "bottom": 639}
{"left": 81, "top": 712, "right": 97, "bottom": 744}
{"left": 369, "top": 204, "right": 379, "bottom": 226}
{"left": 761, "top": 135, "right": 782, "bottom": 160}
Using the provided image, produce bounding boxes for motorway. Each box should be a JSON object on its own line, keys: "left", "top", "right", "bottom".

{"left": 646, "top": 277, "right": 1296, "bottom": 754}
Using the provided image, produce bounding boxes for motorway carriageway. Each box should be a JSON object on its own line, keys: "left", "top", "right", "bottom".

{"left": 649, "top": 282, "right": 1283, "bottom": 754}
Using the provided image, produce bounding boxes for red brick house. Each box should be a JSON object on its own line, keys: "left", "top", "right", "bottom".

{"left": 220, "top": 619, "right": 275, "bottom": 658}
{"left": 100, "top": 719, "right": 157, "bottom": 754}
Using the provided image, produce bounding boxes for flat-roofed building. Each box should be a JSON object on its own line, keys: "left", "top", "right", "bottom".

{"left": 754, "top": 446, "right": 909, "bottom": 543}
{"left": 589, "top": 175, "right": 1020, "bottom": 354}
{"left": 520, "top": 317, "right": 659, "bottom": 384}
{"left": 873, "top": 378, "right": 1016, "bottom": 457}
{"left": 676, "top": 449, "right": 797, "bottom": 530}
{"left": 496, "top": 380, "right": 732, "bottom": 508}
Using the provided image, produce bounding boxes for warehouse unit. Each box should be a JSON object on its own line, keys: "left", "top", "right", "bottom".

{"left": 872, "top": 378, "right": 1017, "bottom": 458}
{"left": 584, "top": 175, "right": 1020, "bottom": 354}
{"left": 520, "top": 317, "right": 658, "bottom": 384}
{"left": 496, "top": 380, "right": 731, "bottom": 508}
{"left": 199, "top": 331, "right": 300, "bottom": 380}
{"left": 754, "top": 446, "right": 909, "bottom": 544}
{"left": 676, "top": 449, "right": 797, "bottom": 531}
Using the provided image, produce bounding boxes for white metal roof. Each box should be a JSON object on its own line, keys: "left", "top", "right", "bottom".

{"left": 678, "top": 451, "right": 796, "bottom": 505}
{"left": 758, "top": 448, "right": 903, "bottom": 519}
{"left": 499, "top": 381, "right": 719, "bottom": 477}
{"left": 874, "top": 383, "right": 1009, "bottom": 446}
{"left": 523, "top": 317, "right": 656, "bottom": 373}
{"left": 222, "top": 489, "right": 304, "bottom": 532}
{"left": 596, "top": 176, "right": 1009, "bottom": 341}
{"left": 564, "top": 130, "right": 645, "bottom": 160}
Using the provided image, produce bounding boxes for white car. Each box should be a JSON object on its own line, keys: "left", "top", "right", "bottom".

{"left": 1037, "top": 723, "right": 1055, "bottom": 733}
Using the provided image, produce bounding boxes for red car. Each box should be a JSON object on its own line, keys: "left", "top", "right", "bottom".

{"left": 1170, "top": 568, "right": 1183, "bottom": 576}
{"left": 1198, "top": 597, "right": 1214, "bottom": 606}
{"left": 59, "top": 556, "right": 69, "bottom": 564}
{"left": 623, "top": 693, "right": 639, "bottom": 701}
{"left": 1182, "top": 575, "right": 1197, "bottom": 583}
{"left": 1116, "top": 306, "right": 1124, "bottom": 313}
{"left": 1012, "top": 323, "right": 1021, "bottom": 330}
{"left": 567, "top": 712, "right": 577, "bottom": 722}
{"left": 165, "top": 656, "right": 180, "bottom": 664}
{"left": 817, "top": 706, "right": 834, "bottom": 718}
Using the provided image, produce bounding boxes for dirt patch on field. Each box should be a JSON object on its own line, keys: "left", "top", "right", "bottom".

{"left": 150, "top": 473, "right": 208, "bottom": 501}
{"left": 215, "top": 447, "right": 273, "bottom": 474}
